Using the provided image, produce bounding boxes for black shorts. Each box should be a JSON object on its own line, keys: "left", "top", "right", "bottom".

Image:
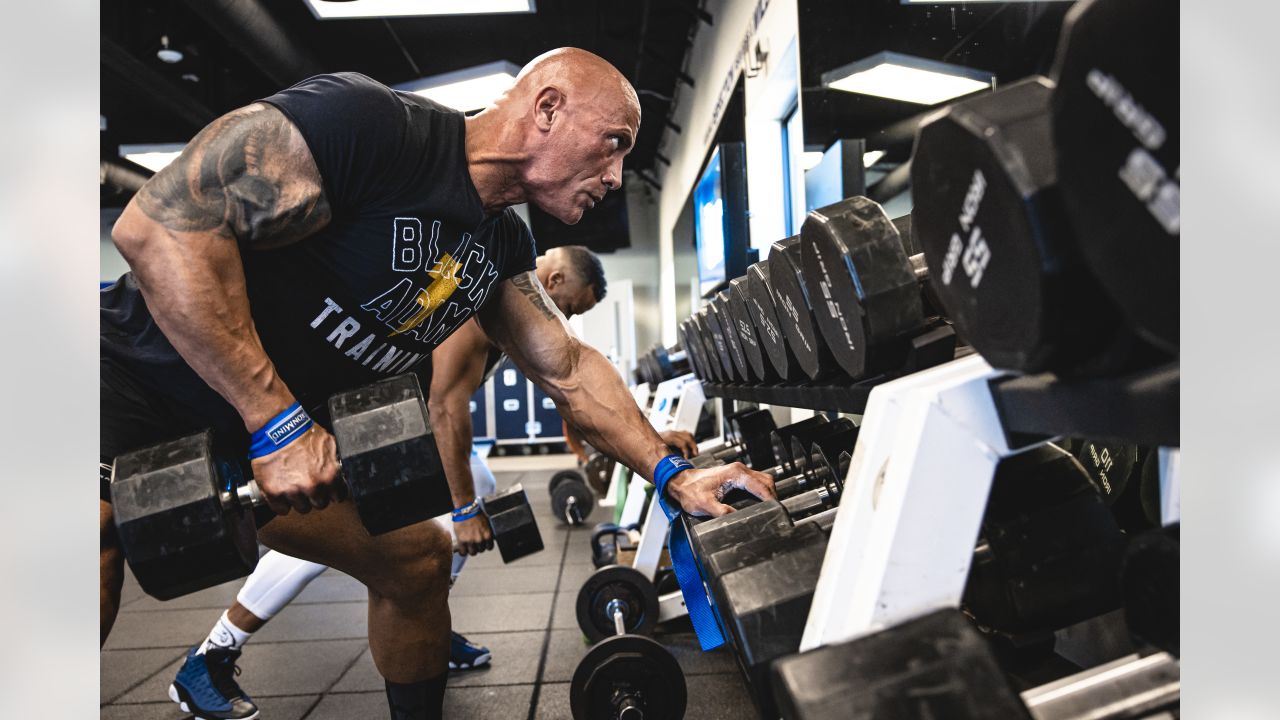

{"left": 99, "top": 359, "right": 271, "bottom": 525}
{"left": 100, "top": 357, "right": 191, "bottom": 502}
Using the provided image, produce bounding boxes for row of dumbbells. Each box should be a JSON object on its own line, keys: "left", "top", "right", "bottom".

{"left": 679, "top": 0, "right": 1175, "bottom": 390}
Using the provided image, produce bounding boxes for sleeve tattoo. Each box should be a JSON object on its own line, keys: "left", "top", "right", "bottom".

{"left": 135, "top": 103, "right": 331, "bottom": 248}
{"left": 510, "top": 272, "right": 561, "bottom": 322}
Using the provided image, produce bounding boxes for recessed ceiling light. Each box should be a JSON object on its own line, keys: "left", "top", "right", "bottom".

{"left": 822, "top": 51, "right": 992, "bottom": 106}
{"left": 802, "top": 151, "right": 824, "bottom": 171}
{"left": 156, "top": 35, "right": 183, "bottom": 64}
{"left": 394, "top": 61, "right": 520, "bottom": 112}
{"left": 303, "top": 0, "right": 535, "bottom": 20}
{"left": 119, "top": 143, "right": 186, "bottom": 173}
{"left": 863, "top": 150, "right": 886, "bottom": 168}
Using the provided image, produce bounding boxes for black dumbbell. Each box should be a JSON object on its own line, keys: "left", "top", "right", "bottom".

{"left": 570, "top": 565, "right": 687, "bottom": 719}
{"left": 691, "top": 408, "right": 779, "bottom": 471}
{"left": 963, "top": 443, "right": 1127, "bottom": 635}
{"left": 638, "top": 343, "right": 691, "bottom": 388}
{"left": 677, "top": 319, "right": 713, "bottom": 382}
{"left": 694, "top": 307, "right": 732, "bottom": 382}
{"left": 707, "top": 290, "right": 754, "bottom": 383}
{"left": 766, "top": 235, "right": 846, "bottom": 381}
{"left": 912, "top": 76, "right": 1155, "bottom": 375}
{"left": 549, "top": 469, "right": 595, "bottom": 526}
{"left": 724, "top": 275, "right": 780, "bottom": 383}
{"left": 1072, "top": 439, "right": 1139, "bottom": 505}
{"left": 771, "top": 608, "right": 1180, "bottom": 720}
{"left": 111, "top": 374, "right": 542, "bottom": 600}
{"left": 799, "top": 197, "right": 941, "bottom": 380}
{"left": 742, "top": 260, "right": 807, "bottom": 382}
{"left": 1053, "top": 0, "right": 1178, "bottom": 354}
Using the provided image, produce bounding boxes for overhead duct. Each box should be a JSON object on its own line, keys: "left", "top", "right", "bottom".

{"left": 101, "top": 160, "right": 153, "bottom": 194}
{"left": 101, "top": 36, "right": 216, "bottom": 130}
{"left": 181, "top": 0, "right": 324, "bottom": 88}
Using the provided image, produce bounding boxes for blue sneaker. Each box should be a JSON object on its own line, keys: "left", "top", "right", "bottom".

{"left": 168, "top": 646, "right": 259, "bottom": 720}
{"left": 449, "top": 631, "right": 491, "bottom": 670}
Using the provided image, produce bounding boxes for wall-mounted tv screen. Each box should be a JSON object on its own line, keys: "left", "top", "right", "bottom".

{"left": 694, "top": 142, "right": 749, "bottom": 297}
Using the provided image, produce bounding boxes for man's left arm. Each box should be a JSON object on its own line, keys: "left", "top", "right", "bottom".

{"left": 426, "top": 320, "right": 495, "bottom": 555}
{"left": 478, "top": 272, "right": 774, "bottom": 517}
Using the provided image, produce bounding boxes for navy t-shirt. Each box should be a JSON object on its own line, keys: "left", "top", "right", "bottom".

{"left": 101, "top": 72, "right": 536, "bottom": 442}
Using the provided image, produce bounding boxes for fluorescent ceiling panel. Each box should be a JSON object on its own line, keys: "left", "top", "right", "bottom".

{"left": 394, "top": 61, "right": 520, "bottom": 112}
{"left": 304, "top": 0, "right": 535, "bottom": 20}
{"left": 822, "top": 51, "right": 992, "bottom": 106}
{"left": 119, "top": 143, "right": 187, "bottom": 173}
{"left": 863, "top": 150, "right": 886, "bottom": 168}
{"left": 802, "top": 151, "right": 824, "bottom": 171}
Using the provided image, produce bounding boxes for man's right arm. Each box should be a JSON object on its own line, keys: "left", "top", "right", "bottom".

{"left": 111, "top": 103, "right": 339, "bottom": 514}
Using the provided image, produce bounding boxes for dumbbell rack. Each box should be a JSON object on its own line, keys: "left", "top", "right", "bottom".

{"left": 748, "top": 354, "right": 1181, "bottom": 651}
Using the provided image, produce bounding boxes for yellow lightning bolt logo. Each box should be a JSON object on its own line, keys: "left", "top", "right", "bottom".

{"left": 390, "top": 253, "right": 462, "bottom": 336}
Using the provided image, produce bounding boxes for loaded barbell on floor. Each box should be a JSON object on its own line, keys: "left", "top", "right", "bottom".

{"left": 548, "top": 468, "right": 595, "bottom": 526}
{"left": 570, "top": 565, "right": 688, "bottom": 720}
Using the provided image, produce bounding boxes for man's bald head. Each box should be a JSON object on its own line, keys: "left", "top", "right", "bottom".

{"left": 485, "top": 48, "right": 641, "bottom": 226}
{"left": 509, "top": 48, "right": 640, "bottom": 125}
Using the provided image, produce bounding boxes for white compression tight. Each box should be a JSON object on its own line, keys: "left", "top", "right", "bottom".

{"left": 236, "top": 448, "right": 499, "bottom": 621}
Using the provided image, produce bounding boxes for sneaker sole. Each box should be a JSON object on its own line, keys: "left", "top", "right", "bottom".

{"left": 169, "top": 683, "right": 261, "bottom": 720}
{"left": 449, "top": 651, "right": 492, "bottom": 670}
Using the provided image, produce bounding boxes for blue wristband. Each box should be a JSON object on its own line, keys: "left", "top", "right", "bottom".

{"left": 652, "top": 454, "right": 695, "bottom": 520}
{"left": 247, "top": 403, "right": 314, "bottom": 460}
{"left": 452, "top": 499, "right": 482, "bottom": 522}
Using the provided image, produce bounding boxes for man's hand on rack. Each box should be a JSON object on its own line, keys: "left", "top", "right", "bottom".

{"left": 665, "top": 462, "right": 775, "bottom": 517}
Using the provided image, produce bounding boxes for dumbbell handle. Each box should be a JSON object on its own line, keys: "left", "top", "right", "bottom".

{"left": 221, "top": 480, "right": 267, "bottom": 510}
{"left": 909, "top": 252, "right": 928, "bottom": 281}
{"left": 607, "top": 599, "right": 627, "bottom": 637}
{"left": 226, "top": 480, "right": 497, "bottom": 557}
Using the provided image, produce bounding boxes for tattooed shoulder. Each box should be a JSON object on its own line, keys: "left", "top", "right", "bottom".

{"left": 510, "top": 272, "right": 559, "bottom": 322}
{"left": 135, "top": 103, "right": 331, "bottom": 247}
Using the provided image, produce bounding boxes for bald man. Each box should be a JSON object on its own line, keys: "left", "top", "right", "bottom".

{"left": 102, "top": 48, "right": 773, "bottom": 719}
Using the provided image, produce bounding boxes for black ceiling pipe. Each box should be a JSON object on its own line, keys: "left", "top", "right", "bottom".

{"left": 101, "top": 160, "right": 153, "bottom": 194}
{"left": 101, "top": 36, "right": 216, "bottom": 130}
{"left": 180, "top": 0, "right": 324, "bottom": 88}
{"left": 868, "top": 160, "right": 911, "bottom": 204}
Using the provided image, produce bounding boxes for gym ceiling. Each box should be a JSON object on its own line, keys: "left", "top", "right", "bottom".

{"left": 101, "top": 0, "right": 1072, "bottom": 209}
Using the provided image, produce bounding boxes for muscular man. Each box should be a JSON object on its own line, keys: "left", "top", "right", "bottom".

{"left": 101, "top": 48, "right": 773, "bottom": 720}
{"left": 167, "top": 247, "right": 612, "bottom": 719}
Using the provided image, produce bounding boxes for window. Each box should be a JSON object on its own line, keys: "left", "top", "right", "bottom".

{"left": 781, "top": 100, "right": 807, "bottom": 237}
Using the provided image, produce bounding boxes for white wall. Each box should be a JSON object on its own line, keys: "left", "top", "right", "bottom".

{"left": 655, "top": 0, "right": 801, "bottom": 345}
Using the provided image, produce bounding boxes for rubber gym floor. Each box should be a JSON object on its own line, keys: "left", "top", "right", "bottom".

{"left": 101, "top": 457, "right": 756, "bottom": 719}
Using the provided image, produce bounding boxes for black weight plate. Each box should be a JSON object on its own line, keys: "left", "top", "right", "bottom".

{"left": 549, "top": 469, "right": 586, "bottom": 495}
{"left": 912, "top": 77, "right": 1118, "bottom": 373}
{"left": 1053, "top": 0, "right": 1178, "bottom": 353}
{"left": 1073, "top": 440, "right": 1138, "bottom": 505}
{"left": 693, "top": 310, "right": 727, "bottom": 383}
{"left": 575, "top": 565, "right": 660, "bottom": 643}
{"left": 767, "top": 236, "right": 843, "bottom": 380}
{"left": 551, "top": 478, "right": 595, "bottom": 526}
{"left": 727, "top": 276, "right": 778, "bottom": 382}
{"left": 698, "top": 307, "right": 735, "bottom": 382}
{"left": 583, "top": 453, "right": 615, "bottom": 496}
{"left": 713, "top": 290, "right": 754, "bottom": 382}
{"left": 570, "top": 634, "right": 687, "bottom": 720}
{"left": 800, "top": 196, "right": 923, "bottom": 379}
{"left": 744, "top": 261, "right": 805, "bottom": 381}
{"left": 677, "top": 320, "right": 708, "bottom": 382}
